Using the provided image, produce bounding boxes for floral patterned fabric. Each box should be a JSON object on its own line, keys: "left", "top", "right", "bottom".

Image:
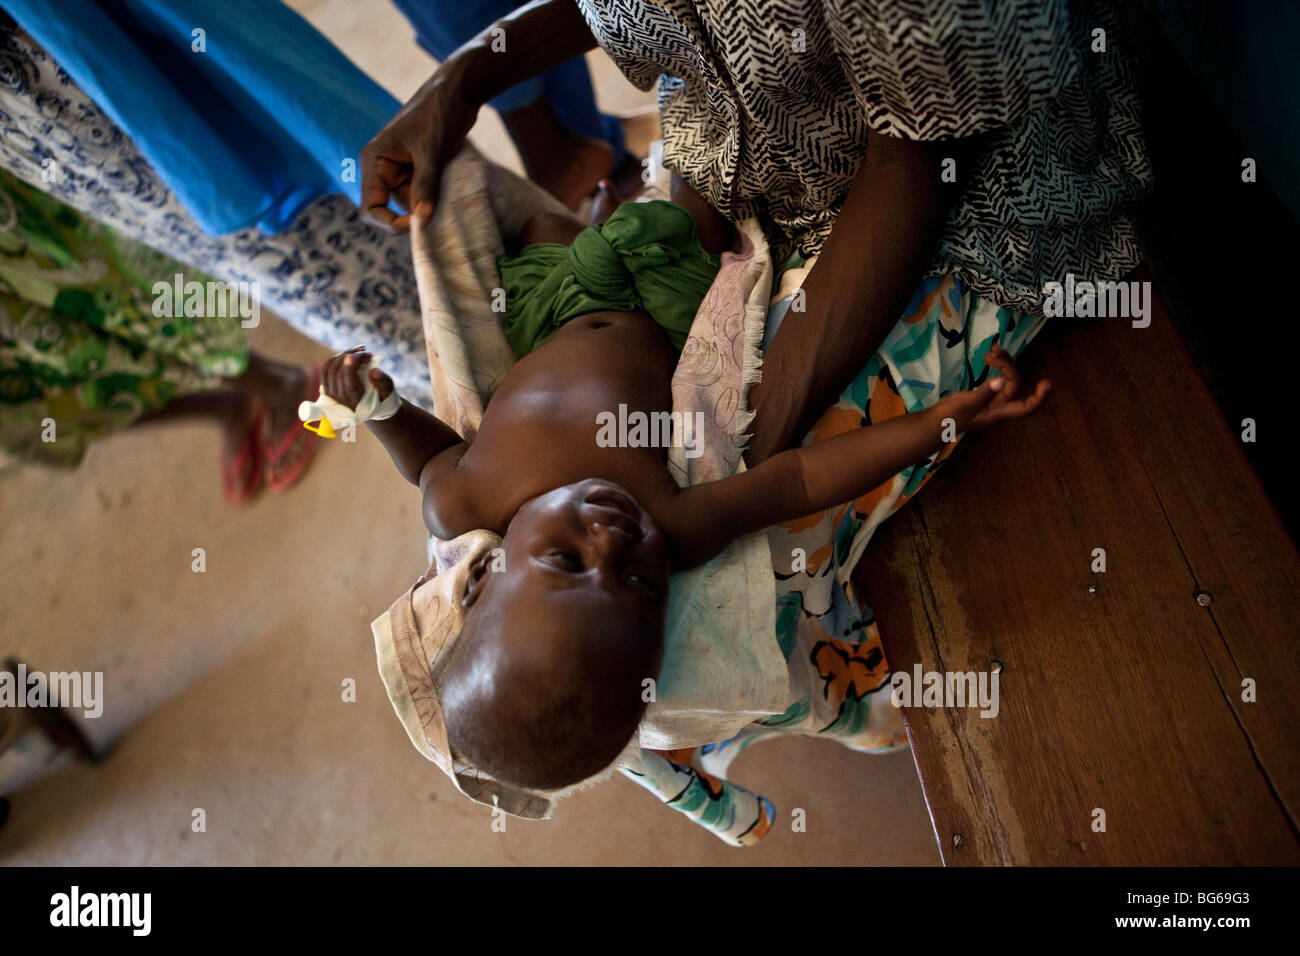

{"left": 0, "top": 169, "right": 246, "bottom": 465}
{"left": 619, "top": 268, "right": 1046, "bottom": 846}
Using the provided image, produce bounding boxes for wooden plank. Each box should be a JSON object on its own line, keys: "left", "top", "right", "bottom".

{"left": 856, "top": 277, "right": 1300, "bottom": 865}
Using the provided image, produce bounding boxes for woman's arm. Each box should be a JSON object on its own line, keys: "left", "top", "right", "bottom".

{"left": 360, "top": 0, "right": 599, "bottom": 232}
{"left": 743, "top": 129, "right": 979, "bottom": 466}
{"left": 451, "top": 0, "right": 599, "bottom": 107}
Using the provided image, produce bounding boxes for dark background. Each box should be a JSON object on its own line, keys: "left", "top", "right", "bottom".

{"left": 1126, "top": 0, "right": 1299, "bottom": 540}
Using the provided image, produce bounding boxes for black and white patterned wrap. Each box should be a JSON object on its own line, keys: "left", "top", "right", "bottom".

{"left": 576, "top": 0, "right": 1152, "bottom": 314}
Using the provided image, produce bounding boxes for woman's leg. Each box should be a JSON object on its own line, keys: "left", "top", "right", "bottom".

{"left": 136, "top": 389, "right": 254, "bottom": 448}
{"left": 134, "top": 350, "right": 319, "bottom": 498}
{"left": 225, "top": 352, "right": 310, "bottom": 443}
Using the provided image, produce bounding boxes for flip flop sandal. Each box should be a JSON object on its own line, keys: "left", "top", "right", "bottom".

{"left": 263, "top": 366, "right": 321, "bottom": 493}
{"left": 221, "top": 407, "right": 266, "bottom": 508}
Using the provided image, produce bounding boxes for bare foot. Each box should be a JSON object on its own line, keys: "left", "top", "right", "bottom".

{"left": 219, "top": 392, "right": 261, "bottom": 455}
{"left": 218, "top": 391, "right": 263, "bottom": 505}
{"left": 257, "top": 363, "right": 320, "bottom": 493}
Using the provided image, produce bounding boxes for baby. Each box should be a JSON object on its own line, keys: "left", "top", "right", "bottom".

{"left": 329, "top": 185, "right": 1047, "bottom": 793}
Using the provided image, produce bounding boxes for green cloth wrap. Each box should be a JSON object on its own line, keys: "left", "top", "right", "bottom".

{"left": 496, "top": 200, "right": 722, "bottom": 358}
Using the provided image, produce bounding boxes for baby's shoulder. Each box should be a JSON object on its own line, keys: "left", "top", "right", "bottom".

{"left": 420, "top": 444, "right": 486, "bottom": 540}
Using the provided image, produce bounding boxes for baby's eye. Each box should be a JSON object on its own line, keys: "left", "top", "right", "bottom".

{"left": 547, "top": 551, "right": 583, "bottom": 571}
{"left": 625, "top": 570, "right": 659, "bottom": 592}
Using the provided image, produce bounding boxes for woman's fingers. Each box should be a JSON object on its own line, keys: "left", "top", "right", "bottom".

{"left": 360, "top": 152, "right": 412, "bottom": 233}
{"left": 393, "top": 182, "right": 412, "bottom": 215}
{"left": 409, "top": 144, "right": 444, "bottom": 222}
{"left": 1013, "top": 378, "right": 1051, "bottom": 416}
{"left": 360, "top": 69, "right": 477, "bottom": 234}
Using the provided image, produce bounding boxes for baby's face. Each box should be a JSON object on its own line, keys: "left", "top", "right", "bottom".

{"left": 445, "top": 479, "right": 671, "bottom": 788}
{"left": 508, "top": 477, "right": 669, "bottom": 596}
{"left": 479, "top": 478, "right": 671, "bottom": 666}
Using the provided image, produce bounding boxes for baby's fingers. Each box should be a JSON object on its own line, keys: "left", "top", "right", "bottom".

{"left": 321, "top": 353, "right": 349, "bottom": 401}
{"left": 369, "top": 366, "right": 395, "bottom": 400}
{"left": 940, "top": 375, "right": 1004, "bottom": 430}
{"left": 985, "top": 344, "right": 1022, "bottom": 398}
{"left": 325, "top": 347, "right": 367, "bottom": 407}
{"left": 992, "top": 378, "right": 1051, "bottom": 421}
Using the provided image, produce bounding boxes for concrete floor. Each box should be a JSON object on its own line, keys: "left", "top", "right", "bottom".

{"left": 0, "top": 0, "right": 940, "bottom": 865}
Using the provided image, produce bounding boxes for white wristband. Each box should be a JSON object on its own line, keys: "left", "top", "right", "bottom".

{"left": 299, "top": 358, "right": 401, "bottom": 431}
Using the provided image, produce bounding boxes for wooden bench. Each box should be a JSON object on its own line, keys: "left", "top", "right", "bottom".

{"left": 855, "top": 274, "right": 1300, "bottom": 865}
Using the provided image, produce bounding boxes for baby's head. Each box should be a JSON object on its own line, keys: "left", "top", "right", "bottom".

{"left": 439, "top": 478, "right": 669, "bottom": 791}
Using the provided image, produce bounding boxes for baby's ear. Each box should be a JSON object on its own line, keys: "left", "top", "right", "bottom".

{"left": 460, "top": 552, "right": 493, "bottom": 609}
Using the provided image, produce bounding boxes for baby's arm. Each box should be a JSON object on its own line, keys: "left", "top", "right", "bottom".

{"left": 668, "top": 345, "right": 1049, "bottom": 567}
{"left": 321, "top": 347, "right": 465, "bottom": 487}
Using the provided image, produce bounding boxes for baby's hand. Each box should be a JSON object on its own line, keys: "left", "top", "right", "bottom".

{"left": 322, "top": 346, "right": 395, "bottom": 410}
{"left": 936, "top": 343, "right": 1050, "bottom": 432}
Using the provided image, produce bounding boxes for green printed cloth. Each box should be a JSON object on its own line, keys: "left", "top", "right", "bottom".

{"left": 0, "top": 170, "right": 248, "bottom": 466}
{"left": 496, "top": 199, "right": 721, "bottom": 357}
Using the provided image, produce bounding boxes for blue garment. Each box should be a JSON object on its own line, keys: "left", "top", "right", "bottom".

{"left": 4, "top": 0, "right": 399, "bottom": 235}
{"left": 389, "top": 0, "right": 626, "bottom": 167}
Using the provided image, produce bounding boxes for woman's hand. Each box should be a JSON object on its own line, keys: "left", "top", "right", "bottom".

{"left": 359, "top": 1, "right": 600, "bottom": 234}
{"left": 360, "top": 69, "right": 479, "bottom": 234}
